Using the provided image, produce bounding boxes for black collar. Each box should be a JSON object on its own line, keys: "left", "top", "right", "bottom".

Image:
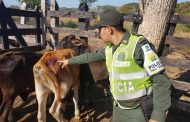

{"left": 121, "top": 30, "right": 131, "bottom": 44}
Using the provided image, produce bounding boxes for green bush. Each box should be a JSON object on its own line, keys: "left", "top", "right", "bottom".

{"left": 124, "top": 22, "right": 133, "bottom": 31}
{"left": 176, "top": 24, "right": 190, "bottom": 32}
{"left": 119, "top": 3, "right": 138, "bottom": 14}
{"left": 175, "top": 2, "right": 190, "bottom": 16}
{"left": 59, "top": 21, "right": 78, "bottom": 29}
{"left": 12, "top": 16, "right": 20, "bottom": 23}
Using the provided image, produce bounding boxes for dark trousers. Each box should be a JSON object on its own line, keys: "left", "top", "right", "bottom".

{"left": 112, "top": 105, "right": 146, "bottom": 122}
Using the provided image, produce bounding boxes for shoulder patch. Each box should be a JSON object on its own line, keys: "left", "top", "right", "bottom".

{"left": 142, "top": 44, "right": 164, "bottom": 75}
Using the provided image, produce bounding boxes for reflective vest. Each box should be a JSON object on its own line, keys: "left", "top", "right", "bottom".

{"left": 105, "top": 34, "right": 152, "bottom": 109}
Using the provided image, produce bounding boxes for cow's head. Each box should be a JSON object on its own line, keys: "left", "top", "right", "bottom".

{"left": 56, "top": 34, "right": 87, "bottom": 55}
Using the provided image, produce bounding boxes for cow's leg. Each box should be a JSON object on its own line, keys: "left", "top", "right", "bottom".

{"left": 35, "top": 82, "right": 49, "bottom": 122}
{"left": 0, "top": 86, "right": 16, "bottom": 122}
{"left": 48, "top": 85, "right": 59, "bottom": 115}
{"left": 49, "top": 93, "right": 65, "bottom": 122}
{"left": 73, "top": 83, "right": 80, "bottom": 120}
{"left": 8, "top": 108, "right": 14, "bottom": 122}
{"left": 49, "top": 94, "right": 58, "bottom": 116}
{"left": 0, "top": 89, "right": 2, "bottom": 105}
{"left": 19, "top": 90, "right": 30, "bottom": 101}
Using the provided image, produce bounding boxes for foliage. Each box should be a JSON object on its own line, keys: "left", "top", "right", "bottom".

{"left": 117, "top": 2, "right": 190, "bottom": 32}
{"left": 175, "top": 2, "right": 190, "bottom": 16}
{"left": 17, "top": 0, "right": 50, "bottom": 9}
{"left": 96, "top": 5, "right": 117, "bottom": 12}
{"left": 118, "top": 3, "right": 138, "bottom": 14}
{"left": 59, "top": 21, "right": 78, "bottom": 29}
{"left": 124, "top": 21, "right": 133, "bottom": 32}
{"left": 176, "top": 24, "right": 190, "bottom": 32}
{"left": 175, "top": 2, "right": 190, "bottom": 32}
{"left": 12, "top": 16, "right": 20, "bottom": 22}
{"left": 79, "top": 0, "right": 97, "bottom": 7}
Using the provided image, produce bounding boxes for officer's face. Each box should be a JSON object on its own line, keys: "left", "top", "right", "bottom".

{"left": 98, "top": 26, "right": 111, "bottom": 43}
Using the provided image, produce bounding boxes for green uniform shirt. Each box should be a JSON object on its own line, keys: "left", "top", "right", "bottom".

{"left": 68, "top": 31, "right": 171, "bottom": 122}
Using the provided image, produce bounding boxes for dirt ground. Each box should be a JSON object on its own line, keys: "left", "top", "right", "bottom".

{"left": 12, "top": 85, "right": 190, "bottom": 122}
{"left": 13, "top": 88, "right": 113, "bottom": 122}
{"left": 10, "top": 37, "right": 190, "bottom": 122}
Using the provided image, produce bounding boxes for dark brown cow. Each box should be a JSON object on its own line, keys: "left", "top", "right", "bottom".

{"left": 0, "top": 51, "right": 42, "bottom": 122}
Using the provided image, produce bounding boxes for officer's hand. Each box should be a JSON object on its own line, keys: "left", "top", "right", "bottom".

{"left": 58, "top": 59, "right": 68, "bottom": 68}
{"left": 149, "top": 119, "right": 157, "bottom": 122}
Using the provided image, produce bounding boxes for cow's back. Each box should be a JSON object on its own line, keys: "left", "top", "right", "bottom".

{"left": 35, "top": 49, "right": 76, "bottom": 75}
{"left": 0, "top": 51, "right": 41, "bottom": 89}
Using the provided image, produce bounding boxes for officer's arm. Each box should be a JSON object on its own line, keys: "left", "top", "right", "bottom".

{"left": 68, "top": 48, "right": 106, "bottom": 64}
{"left": 150, "top": 72, "right": 171, "bottom": 122}
{"left": 134, "top": 38, "right": 171, "bottom": 122}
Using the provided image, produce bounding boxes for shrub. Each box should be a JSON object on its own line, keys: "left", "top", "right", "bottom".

{"left": 176, "top": 24, "right": 190, "bottom": 32}
{"left": 59, "top": 20, "right": 78, "bottom": 29}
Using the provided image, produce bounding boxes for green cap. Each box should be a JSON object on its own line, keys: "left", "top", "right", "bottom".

{"left": 97, "top": 9, "right": 124, "bottom": 27}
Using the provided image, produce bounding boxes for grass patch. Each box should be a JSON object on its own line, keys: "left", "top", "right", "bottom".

{"left": 59, "top": 21, "right": 78, "bottom": 28}
{"left": 176, "top": 24, "right": 190, "bottom": 32}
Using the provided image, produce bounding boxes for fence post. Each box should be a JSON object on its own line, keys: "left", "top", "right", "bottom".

{"left": 41, "top": 0, "right": 47, "bottom": 49}
{"left": 36, "top": 7, "right": 41, "bottom": 46}
{"left": 78, "top": 2, "right": 89, "bottom": 46}
{"left": 50, "top": 0, "right": 59, "bottom": 49}
{"left": 0, "top": 0, "right": 2, "bottom": 49}
{"left": 161, "top": 14, "right": 179, "bottom": 57}
{"left": 168, "top": 14, "right": 179, "bottom": 36}
{"left": 0, "top": 1, "right": 9, "bottom": 49}
{"left": 131, "top": 13, "right": 142, "bottom": 34}
{"left": 20, "top": 1, "right": 26, "bottom": 24}
{"left": 0, "top": 25, "right": 2, "bottom": 49}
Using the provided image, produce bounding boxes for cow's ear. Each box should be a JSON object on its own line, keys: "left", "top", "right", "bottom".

{"left": 68, "top": 34, "right": 76, "bottom": 41}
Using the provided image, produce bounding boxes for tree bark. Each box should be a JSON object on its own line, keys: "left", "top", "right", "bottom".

{"left": 138, "top": 0, "right": 177, "bottom": 54}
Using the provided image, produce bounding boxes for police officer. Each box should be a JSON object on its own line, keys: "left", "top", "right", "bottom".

{"left": 58, "top": 9, "right": 171, "bottom": 122}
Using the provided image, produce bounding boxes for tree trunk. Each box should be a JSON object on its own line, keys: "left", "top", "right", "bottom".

{"left": 138, "top": 0, "right": 177, "bottom": 55}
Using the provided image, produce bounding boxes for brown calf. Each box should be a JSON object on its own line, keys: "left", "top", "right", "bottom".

{"left": 33, "top": 35, "right": 86, "bottom": 122}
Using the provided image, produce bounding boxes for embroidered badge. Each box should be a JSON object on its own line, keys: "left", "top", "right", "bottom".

{"left": 118, "top": 52, "right": 125, "bottom": 61}
{"left": 147, "top": 52, "right": 157, "bottom": 62}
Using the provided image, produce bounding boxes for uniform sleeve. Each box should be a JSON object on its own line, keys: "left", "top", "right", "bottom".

{"left": 134, "top": 38, "right": 156, "bottom": 67}
{"left": 68, "top": 48, "right": 106, "bottom": 64}
{"left": 134, "top": 38, "right": 171, "bottom": 122}
{"left": 151, "top": 73, "right": 171, "bottom": 122}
